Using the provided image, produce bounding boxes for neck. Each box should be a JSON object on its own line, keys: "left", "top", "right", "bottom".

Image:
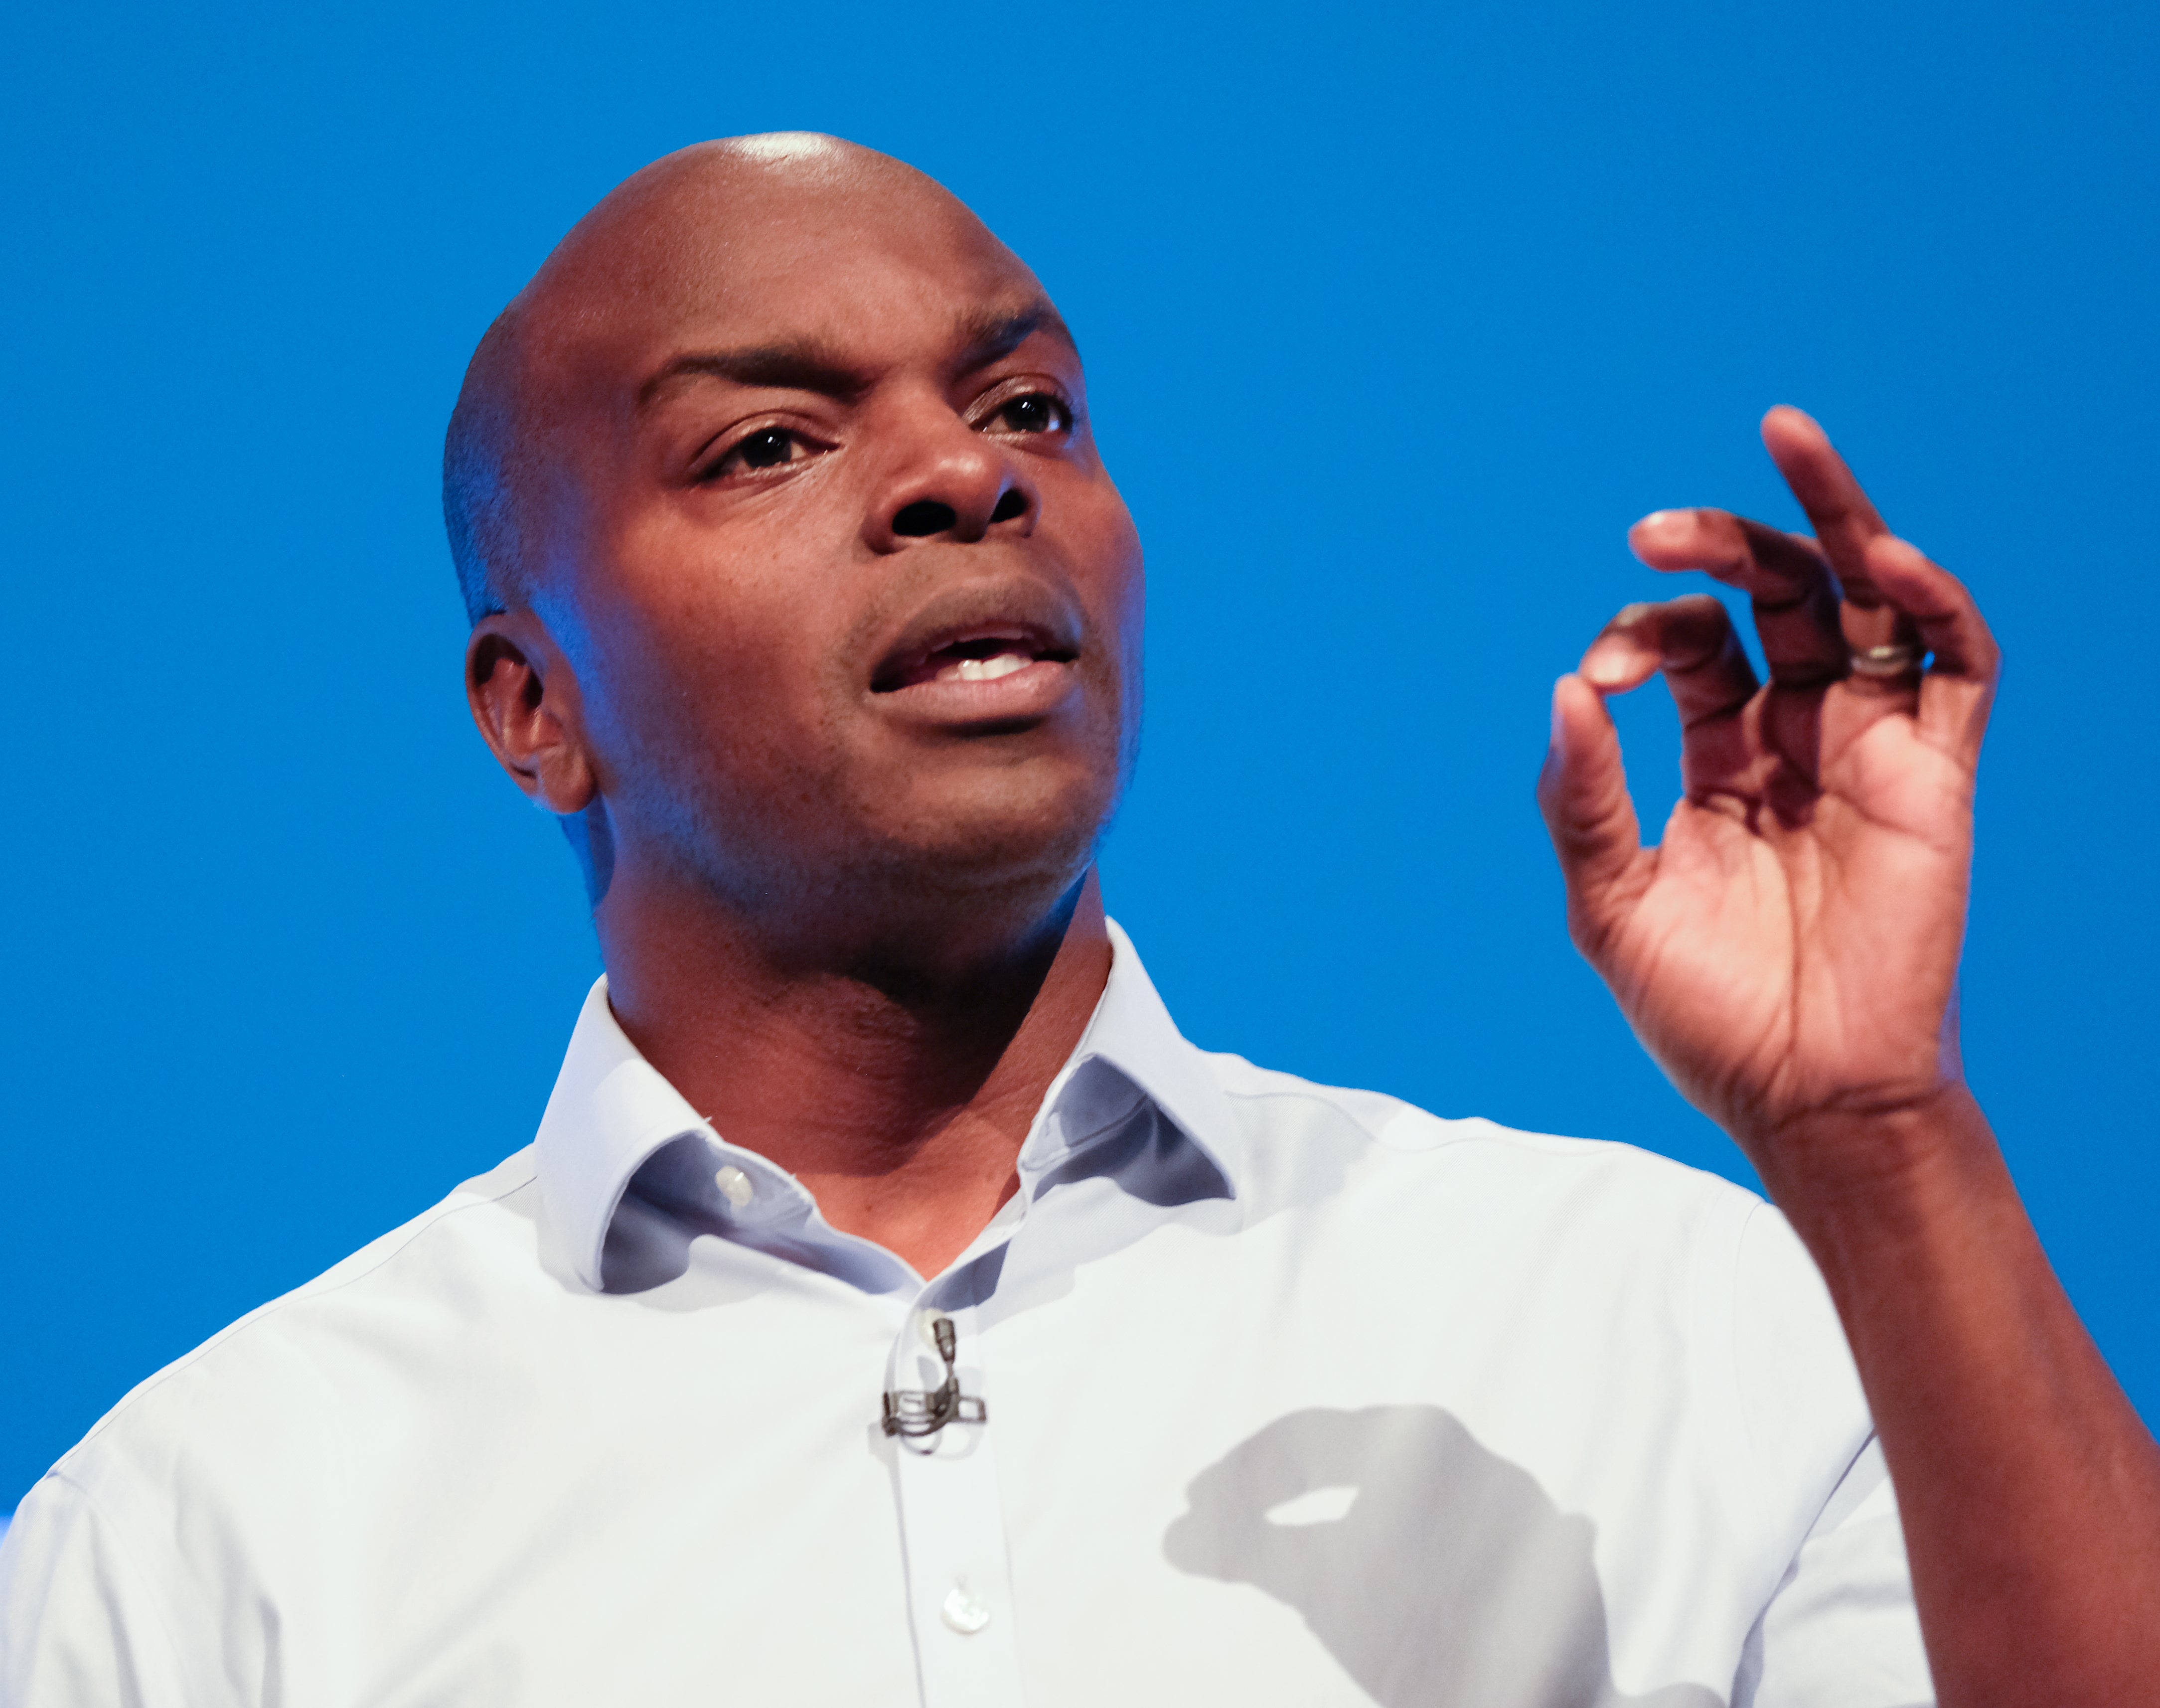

{"left": 595, "top": 865, "right": 1113, "bottom": 1278}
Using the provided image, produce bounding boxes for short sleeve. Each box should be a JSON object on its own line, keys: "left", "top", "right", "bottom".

{"left": 1735, "top": 1439, "right": 1935, "bottom": 1707}
{"left": 1726, "top": 1204, "right": 1935, "bottom": 1708}
{"left": 0, "top": 1473, "right": 192, "bottom": 1708}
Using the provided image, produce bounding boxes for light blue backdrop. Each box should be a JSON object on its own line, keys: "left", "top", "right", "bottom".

{"left": 5, "top": 0, "right": 2156, "bottom": 1508}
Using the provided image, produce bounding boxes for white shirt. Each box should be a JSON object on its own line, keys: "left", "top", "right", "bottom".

{"left": 0, "top": 926, "right": 1931, "bottom": 1706}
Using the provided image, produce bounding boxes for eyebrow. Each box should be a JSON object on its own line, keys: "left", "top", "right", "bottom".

{"left": 953, "top": 301, "right": 1081, "bottom": 369}
{"left": 635, "top": 299, "right": 1081, "bottom": 412}
{"left": 636, "top": 341, "right": 872, "bottom": 410}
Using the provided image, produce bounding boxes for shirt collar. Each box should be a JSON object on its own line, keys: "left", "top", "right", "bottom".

{"left": 532, "top": 920, "right": 1243, "bottom": 1292}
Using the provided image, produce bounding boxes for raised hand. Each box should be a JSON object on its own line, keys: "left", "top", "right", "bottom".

{"left": 1537, "top": 406, "right": 2001, "bottom": 1180}
{"left": 1537, "top": 410, "right": 2160, "bottom": 1708}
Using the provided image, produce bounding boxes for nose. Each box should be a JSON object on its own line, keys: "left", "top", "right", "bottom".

{"left": 892, "top": 489, "right": 1030, "bottom": 538}
{"left": 866, "top": 400, "right": 1036, "bottom": 551}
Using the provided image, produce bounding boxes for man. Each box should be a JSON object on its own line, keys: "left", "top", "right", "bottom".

{"left": 1, "top": 132, "right": 2154, "bottom": 1706}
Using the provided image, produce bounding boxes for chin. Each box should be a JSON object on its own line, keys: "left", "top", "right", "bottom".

{"left": 864, "top": 766, "right": 1118, "bottom": 899}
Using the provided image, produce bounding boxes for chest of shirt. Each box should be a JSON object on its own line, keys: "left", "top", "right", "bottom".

{"left": 145, "top": 1161, "right": 1801, "bottom": 1708}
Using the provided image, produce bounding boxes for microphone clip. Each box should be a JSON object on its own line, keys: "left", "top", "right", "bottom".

{"left": 881, "top": 1315, "right": 988, "bottom": 1439}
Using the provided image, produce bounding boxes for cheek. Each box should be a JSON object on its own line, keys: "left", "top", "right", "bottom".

{"left": 1116, "top": 540, "right": 1146, "bottom": 676}
{"left": 576, "top": 533, "right": 847, "bottom": 783}
{"left": 1081, "top": 499, "right": 1147, "bottom": 701}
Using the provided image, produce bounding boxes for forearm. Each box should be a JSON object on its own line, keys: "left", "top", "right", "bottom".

{"left": 1762, "top": 1087, "right": 2160, "bottom": 1708}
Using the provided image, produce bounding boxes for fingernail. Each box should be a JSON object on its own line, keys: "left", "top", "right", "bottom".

{"left": 1549, "top": 682, "right": 1569, "bottom": 758}
{"left": 1763, "top": 404, "right": 1825, "bottom": 442}
{"left": 1580, "top": 644, "right": 1627, "bottom": 689}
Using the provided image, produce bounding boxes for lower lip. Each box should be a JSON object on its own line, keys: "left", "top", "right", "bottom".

{"left": 871, "top": 658, "right": 1078, "bottom": 726}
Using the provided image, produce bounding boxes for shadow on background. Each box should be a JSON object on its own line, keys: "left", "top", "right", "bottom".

{"left": 1165, "top": 1405, "right": 1723, "bottom": 1708}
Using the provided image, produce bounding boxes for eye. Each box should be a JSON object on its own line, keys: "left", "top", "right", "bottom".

{"left": 704, "top": 426, "right": 814, "bottom": 481}
{"left": 988, "top": 393, "right": 1071, "bottom": 437}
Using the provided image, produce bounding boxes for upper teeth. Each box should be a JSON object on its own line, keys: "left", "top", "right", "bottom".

{"left": 943, "top": 653, "right": 1030, "bottom": 682}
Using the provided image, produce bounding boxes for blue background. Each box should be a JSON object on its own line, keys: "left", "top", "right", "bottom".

{"left": 4, "top": 0, "right": 2156, "bottom": 1513}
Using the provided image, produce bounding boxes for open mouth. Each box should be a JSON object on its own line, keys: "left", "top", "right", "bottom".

{"left": 872, "top": 626, "right": 1078, "bottom": 693}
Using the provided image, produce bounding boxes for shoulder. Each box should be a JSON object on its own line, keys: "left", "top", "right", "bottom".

{"left": 47, "top": 1149, "right": 545, "bottom": 1499}
{"left": 1199, "top": 1047, "right": 1765, "bottom": 1242}
{"left": 1190, "top": 1049, "right": 1852, "bottom": 1405}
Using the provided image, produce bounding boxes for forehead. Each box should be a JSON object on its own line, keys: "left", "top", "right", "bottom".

{"left": 529, "top": 165, "right": 1049, "bottom": 394}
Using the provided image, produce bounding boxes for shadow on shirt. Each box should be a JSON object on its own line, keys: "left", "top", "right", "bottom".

{"left": 1164, "top": 1405, "right": 1724, "bottom": 1708}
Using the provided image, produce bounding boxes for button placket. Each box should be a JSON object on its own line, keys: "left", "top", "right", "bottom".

{"left": 888, "top": 1300, "right": 1026, "bottom": 1707}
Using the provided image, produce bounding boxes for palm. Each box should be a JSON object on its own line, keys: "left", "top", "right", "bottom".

{"left": 1541, "top": 409, "right": 1999, "bottom": 1163}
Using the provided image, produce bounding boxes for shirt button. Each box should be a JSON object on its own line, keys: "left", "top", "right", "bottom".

{"left": 940, "top": 1583, "right": 991, "bottom": 1635}
{"left": 713, "top": 1165, "right": 754, "bottom": 1209}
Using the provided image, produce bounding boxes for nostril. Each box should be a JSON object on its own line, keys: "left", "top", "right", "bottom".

{"left": 989, "top": 488, "right": 1028, "bottom": 524}
{"left": 893, "top": 500, "right": 957, "bottom": 537}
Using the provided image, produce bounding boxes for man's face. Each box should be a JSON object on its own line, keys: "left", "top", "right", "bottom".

{"left": 516, "top": 152, "right": 1143, "bottom": 927}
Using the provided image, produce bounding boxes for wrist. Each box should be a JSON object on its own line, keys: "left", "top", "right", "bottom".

{"left": 1747, "top": 1084, "right": 2020, "bottom": 1282}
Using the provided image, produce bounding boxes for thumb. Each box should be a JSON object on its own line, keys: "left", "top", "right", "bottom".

{"left": 1537, "top": 674, "right": 1649, "bottom": 958}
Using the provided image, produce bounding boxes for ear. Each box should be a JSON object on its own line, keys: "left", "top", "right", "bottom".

{"left": 465, "top": 611, "right": 599, "bottom": 816}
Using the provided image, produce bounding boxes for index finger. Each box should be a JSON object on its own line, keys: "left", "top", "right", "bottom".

{"left": 1760, "top": 406, "right": 1893, "bottom": 608}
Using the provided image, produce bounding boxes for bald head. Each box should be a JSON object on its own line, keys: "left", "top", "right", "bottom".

{"left": 442, "top": 135, "right": 1029, "bottom": 622}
